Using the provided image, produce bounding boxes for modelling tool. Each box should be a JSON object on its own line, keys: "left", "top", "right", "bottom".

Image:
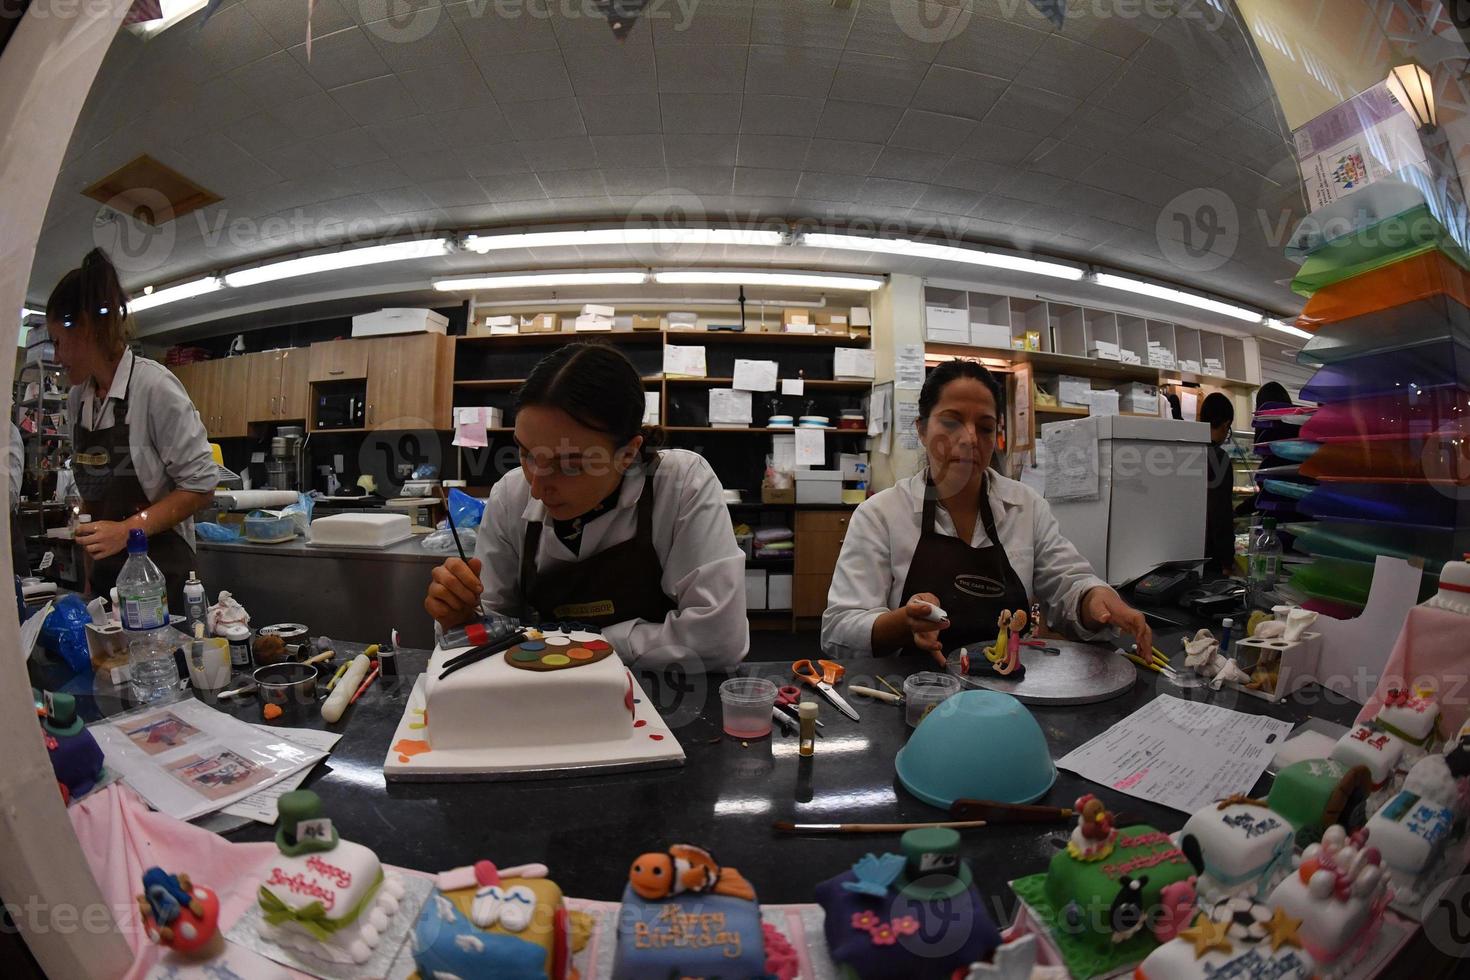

{"left": 349, "top": 663, "right": 381, "bottom": 705}
{"left": 850, "top": 685, "right": 902, "bottom": 705}
{"left": 773, "top": 819, "right": 987, "bottom": 835}
{"left": 322, "top": 654, "right": 370, "bottom": 723}
{"left": 325, "top": 662, "right": 350, "bottom": 692}
{"left": 920, "top": 603, "right": 948, "bottom": 623}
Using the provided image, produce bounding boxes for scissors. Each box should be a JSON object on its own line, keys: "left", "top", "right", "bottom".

{"left": 775, "top": 685, "right": 824, "bottom": 734}
{"left": 792, "top": 660, "right": 861, "bottom": 722}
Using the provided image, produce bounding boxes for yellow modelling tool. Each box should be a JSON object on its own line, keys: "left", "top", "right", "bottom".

{"left": 1123, "top": 652, "right": 1163, "bottom": 674}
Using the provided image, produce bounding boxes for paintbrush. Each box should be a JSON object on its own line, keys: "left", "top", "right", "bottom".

{"left": 439, "top": 632, "right": 528, "bottom": 680}
{"left": 947, "top": 799, "right": 1075, "bottom": 823}
{"left": 773, "top": 819, "right": 988, "bottom": 835}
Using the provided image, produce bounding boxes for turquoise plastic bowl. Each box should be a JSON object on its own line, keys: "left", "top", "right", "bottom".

{"left": 895, "top": 690, "right": 1057, "bottom": 808}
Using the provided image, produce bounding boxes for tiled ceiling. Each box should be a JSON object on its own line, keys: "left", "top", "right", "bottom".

{"left": 32, "top": 0, "right": 1310, "bottom": 320}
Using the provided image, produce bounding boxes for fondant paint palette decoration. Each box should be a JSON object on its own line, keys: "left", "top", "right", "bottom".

{"left": 505, "top": 631, "right": 615, "bottom": 672}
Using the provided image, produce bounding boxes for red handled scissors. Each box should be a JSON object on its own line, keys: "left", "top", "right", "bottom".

{"left": 775, "top": 685, "right": 824, "bottom": 733}
{"left": 792, "top": 659, "right": 861, "bottom": 722}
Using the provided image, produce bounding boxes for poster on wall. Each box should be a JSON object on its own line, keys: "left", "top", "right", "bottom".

{"left": 1007, "top": 363, "right": 1034, "bottom": 461}
{"left": 1292, "top": 81, "right": 1428, "bottom": 212}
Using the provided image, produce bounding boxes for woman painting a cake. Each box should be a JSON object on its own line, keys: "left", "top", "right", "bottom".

{"left": 424, "top": 344, "right": 748, "bottom": 670}
{"left": 822, "top": 359, "right": 1152, "bottom": 665}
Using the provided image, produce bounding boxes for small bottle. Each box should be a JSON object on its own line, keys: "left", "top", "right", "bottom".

{"left": 798, "top": 702, "right": 818, "bottom": 757}
{"left": 183, "top": 571, "right": 208, "bottom": 636}
{"left": 1220, "top": 617, "right": 1234, "bottom": 655}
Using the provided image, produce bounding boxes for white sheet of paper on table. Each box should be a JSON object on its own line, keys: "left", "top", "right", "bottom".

{"left": 795, "top": 427, "right": 825, "bottom": 466}
{"left": 709, "top": 388, "right": 753, "bottom": 424}
{"left": 1056, "top": 694, "right": 1295, "bottom": 813}
{"left": 663, "top": 344, "right": 707, "bottom": 378}
{"left": 781, "top": 378, "right": 804, "bottom": 396}
{"left": 733, "top": 359, "right": 779, "bottom": 392}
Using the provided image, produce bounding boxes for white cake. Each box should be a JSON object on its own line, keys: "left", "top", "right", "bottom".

{"left": 1331, "top": 724, "right": 1406, "bottom": 787}
{"left": 1366, "top": 789, "right": 1455, "bottom": 878}
{"left": 1178, "top": 800, "right": 1294, "bottom": 901}
{"left": 1375, "top": 689, "right": 1441, "bottom": 747}
{"left": 308, "top": 512, "right": 412, "bottom": 548}
{"left": 259, "top": 839, "right": 407, "bottom": 964}
{"left": 1265, "top": 827, "right": 1390, "bottom": 967}
{"left": 1136, "top": 898, "right": 1316, "bottom": 980}
{"left": 423, "top": 630, "right": 633, "bottom": 751}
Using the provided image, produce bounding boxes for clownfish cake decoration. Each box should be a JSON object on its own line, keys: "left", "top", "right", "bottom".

{"left": 136, "top": 866, "right": 221, "bottom": 955}
{"left": 628, "top": 844, "right": 755, "bottom": 902}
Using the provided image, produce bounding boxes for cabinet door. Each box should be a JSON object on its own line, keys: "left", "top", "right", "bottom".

{"left": 170, "top": 363, "right": 206, "bottom": 424}
{"left": 366, "top": 335, "right": 447, "bottom": 428}
{"left": 214, "top": 358, "right": 249, "bottom": 437}
{"left": 308, "top": 339, "right": 369, "bottom": 382}
{"left": 277, "top": 348, "right": 310, "bottom": 421}
{"left": 244, "top": 352, "right": 280, "bottom": 422}
{"left": 793, "top": 510, "right": 851, "bottom": 617}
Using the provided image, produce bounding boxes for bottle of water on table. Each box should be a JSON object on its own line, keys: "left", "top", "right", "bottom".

{"left": 1247, "top": 518, "right": 1283, "bottom": 609}
{"left": 119, "top": 529, "right": 177, "bottom": 702}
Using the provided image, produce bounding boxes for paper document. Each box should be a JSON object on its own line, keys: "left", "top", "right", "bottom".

{"left": 1056, "top": 695, "right": 1295, "bottom": 813}
{"left": 709, "top": 388, "right": 753, "bottom": 425}
{"left": 89, "top": 699, "right": 328, "bottom": 821}
{"left": 222, "top": 726, "right": 343, "bottom": 823}
{"left": 781, "top": 379, "right": 804, "bottom": 396}
{"left": 1041, "top": 420, "right": 1099, "bottom": 501}
{"left": 663, "top": 345, "right": 707, "bottom": 378}
{"left": 896, "top": 344, "right": 925, "bottom": 390}
{"left": 644, "top": 392, "right": 660, "bottom": 425}
{"left": 795, "top": 427, "right": 825, "bottom": 466}
{"left": 733, "top": 359, "right": 778, "bottom": 392}
{"left": 834, "top": 347, "right": 876, "bottom": 380}
{"left": 895, "top": 400, "right": 921, "bottom": 450}
{"left": 452, "top": 407, "right": 488, "bottom": 448}
{"left": 771, "top": 433, "right": 796, "bottom": 472}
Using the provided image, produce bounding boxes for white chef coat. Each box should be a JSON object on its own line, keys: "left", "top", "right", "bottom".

{"left": 8, "top": 423, "right": 22, "bottom": 512}
{"left": 821, "top": 469, "right": 1109, "bottom": 658}
{"left": 66, "top": 349, "right": 217, "bottom": 549}
{"left": 474, "top": 448, "right": 749, "bottom": 671}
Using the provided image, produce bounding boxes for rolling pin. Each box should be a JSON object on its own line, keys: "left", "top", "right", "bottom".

{"left": 322, "top": 654, "right": 370, "bottom": 723}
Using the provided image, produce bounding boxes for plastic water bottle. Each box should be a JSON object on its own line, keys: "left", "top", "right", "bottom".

{"left": 117, "top": 529, "right": 167, "bottom": 631}
{"left": 1248, "top": 518, "right": 1283, "bottom": 607}
{"left": 128, "top": 627, "right": 179, "bottom": 704}
{"left": 183, "top": 571, "right": 208, "bottom": 636}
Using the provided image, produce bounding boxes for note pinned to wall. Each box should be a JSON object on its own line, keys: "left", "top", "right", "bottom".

{"left": 795, "top": 427, "right": 825, "bottom": 466}
{"left": 896, "top": 400, "right": 921, "bottom": 450}
{"left": 733, "top": 359, "right": 778, "bottom": 392}
{"left": 709, "top": 388, "right": 754, "bottom": 425}
{"left": 664, "top": 345, "right": 707, "bottom": 378}
{"left": 896, "top": 344, "right": 925, "bottom": 390}
{"left": 1041, "top": 420, "right": 1099, "bottom": 501}
{"left": 453, "top": 407, "right": 488, "bottom": 448}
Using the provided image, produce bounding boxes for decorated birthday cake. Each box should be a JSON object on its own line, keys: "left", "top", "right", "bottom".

{"left": 1011, "top": 802, "right": 1195, "bottom": 979}
{"left": 1365, "top": 789, "right": 1455, "bottom": 880}
{"left": 814, "top": 827, "right": 1002, "bottom": 979}
{"left": 1134, "top": 898, "right": 1315, "bottom": 980}
{"left": 1373, "top": 685, "right": 1442, "bottom": 749}
{"left": 1177, "top": 797, "right": 1294, "bottom": 902}
{"left": 610, "top": 843, "right": 792, "bottom": 980}
{"left": 256, "top": 791, "right": 407, "bottom": 965}
{"left": 411, "top": 858, "right": 589, "bottom": 979}
{"left": 384, "top": 624, "right": 684, "bottom": 778}
{"left": 39, "top": 692, "right": 104, "bottom": 804}
{"left": 1331, "top": 723, "right": 1407, "bottom": 788}
{"left": 1264, "top": 825, "right": 1391, "bottom": 968}
{"left": 1267, "top": 758, "right": 1372, "bottom": 843}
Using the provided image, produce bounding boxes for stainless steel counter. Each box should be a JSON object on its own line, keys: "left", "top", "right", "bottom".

{"left": 197, "top": 536, "right": 444, "bottom": 648}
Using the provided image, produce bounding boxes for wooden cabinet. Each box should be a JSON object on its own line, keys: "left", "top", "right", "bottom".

{"left": 171, "top": 360, "right": 246, "bottom": 438}
{"left": 793, "top": 509, "right": 851, "bottom": 618}
{"left": 309, "top": 340, "right": 369, "bottom": 382}
{"left": 364, "top": 334, "right": 453, "bottom": 430}
{"left": 171, "top": 363, "right": 209, "bottom": 426}
{"left": 246, "top": 349, "right": 312, "bottom": 422}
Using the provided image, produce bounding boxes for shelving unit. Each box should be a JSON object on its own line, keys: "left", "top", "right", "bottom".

{"left": 13, "top": 358, "right": 69, "bottom": 499}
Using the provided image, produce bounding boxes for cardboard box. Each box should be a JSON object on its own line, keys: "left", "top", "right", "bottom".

{"left": 574, "top": 314, "right": 613, "bottom": 332}
{"left": 1117, "top": 383, "right": 1159, "bottom": 414}
{"left": 796, "top": 469, "right": 843, "bottom": 505}
{"left": 631, "top": 314, "right": 663, "bottom": 331}
{"left": 581, "top": 303, "right": 615, "bottom": 318}
{"left": 519, "top": 313, "right": 559, "bottom": 334}
{"left": 667, "top": 312, "right": 699, "bottom": 330}
{"left": 970, "top": 322, "right": 1010, "bottom": 348}
{"left": 767, "top": 573, "right": 793, "bottom": 611}
{"left": 1024, "top": 330, "right": 1042, "bottom": 351}
{"left": 1058, "top": 375, "right": 1092, "bottom": 407}
{"left": 849, "top": 307, "right": 872, "bottom": 328}
{"left": 815, "top": 313, "right": 849, "bottom": 336}
{"left": 745, "top": 569, "right": 768, "bottom": 611}
{"left": 352, "top": 308, "right": 448, "bottom": 338}
{"left": 925, "top": 306, "right": 969, "bottom": 344}
{"left": 761, "top": 485, "right": 796, "bottom": 505}
{"left": 1088, "top": 340, "right": 1120, "bottom": 360}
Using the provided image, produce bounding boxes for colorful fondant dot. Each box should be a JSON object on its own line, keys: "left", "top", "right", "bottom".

{"left": 583, "top": 640, "right": 612, "bottom": 652}
{"left": 511, "top": 649, "right": 541, "bottom": 662}
{"left": 649, "top": 733, "right": 664, "bottom": 740}
{"left": 541, "top": 654, "right": 571, "bottom": 666}
{"left": 518, "top": 640, "right": 546, "bottom": 652}
{"left": 634, "top": 719, "right": 647, "bottom": 728}
{"left": 544, "top": 635, "right": 571, "bottom": 647}
{"left": 568, "top": 647, "right": 594, "bottom": 660}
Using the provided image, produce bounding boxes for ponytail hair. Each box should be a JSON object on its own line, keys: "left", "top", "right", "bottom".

{"left": 46, "top": 248, "right": 132, "bottom": 358}
{"left": 515, "top": 343, "right": 660, "bottom": 463}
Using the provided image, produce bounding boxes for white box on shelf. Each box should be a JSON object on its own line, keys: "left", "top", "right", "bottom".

{"left": 768, "top": 573, "right": 793, "bottom": 610}
{"left": 1117, "top": 383, "right": 1158, "bottom": 414}
{"left": 667, "top": 312, "right": 699, "bottom": 329}
{"left": 1119, "top": 351, "right": 1142, "bottom": 365}
{"left": 1204, "top": 358, "right": 1225, "bottom": 375}
{"left": 796, "top": 470, "right": 844, "bottom": 505}
{"left": 745, "top": 569, "right": 768, "bottom": 611}
{"left": 351, "top": 308, "right": 448, "bottom": 338}
{"left": 925, "top": 306, "right": 970, "bottom": 344}
{"left": 484, "top": 315, "right": 518, "bottom": 336}
{"left": 580, "top": 304, "right": 615, "bottom": 318}
{"left": 574, "top": 314, "right": 613, "bottom": 332}
{"left": 850, "top": 307, "right": 872, "bottom": 327}
{"left": 1088, "top": 341, "right": 1120, "bottom": 360}
{"left": 970, "top": 322, "right": 1011, "bottom": 348}
{"left": 1178, "top": 359, "right": 1201, "bottom": 374}
{"left": 784, "top": 322, "right": 817, "bottom": 334}
{"left": 1058, "top": 375, "right": 1092, "bottom": 407}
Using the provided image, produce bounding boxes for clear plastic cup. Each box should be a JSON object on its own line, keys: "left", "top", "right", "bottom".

{"left": 719, "top": 677, "right": 778, "bottom": 739}
{"left": 904, "top": 672, "right": 961, "bottom": 728}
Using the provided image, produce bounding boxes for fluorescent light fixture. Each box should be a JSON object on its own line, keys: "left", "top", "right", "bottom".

{"left": 1265, "top": 318, "right": 1312, "bottom": 340}
{"left": 798, "top": 232, "right": 1085, "bottom": 281}
{"left": 1092, "top": 273, "right": 1261, "bottom": 322}
{"left": 652, "top": 270, "right": 884, "bottom": 291}
{"left": 128, "top": 277, "right": 222, "bottom": 313}
{"left": 463, "top": 228, "right": 784, "bottom": 252}
{"left": 223, "top": 239, "right": 452, "bottom": 289}
{"left": 1388, "top": 63, "right": 1437, "bottom": 134}
{"left": 434, "top": 272, "right": 649, "bottom": 291}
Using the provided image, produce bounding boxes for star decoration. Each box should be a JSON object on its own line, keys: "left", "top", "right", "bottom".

{"left": 1264, "top": 907, "right": 1302, "bottom": 951}
{"left": 1178, "top": 913, "right": 1233, "bottom": 959}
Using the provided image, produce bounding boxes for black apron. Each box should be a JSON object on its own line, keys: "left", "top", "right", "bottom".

{"left": 898, "top": 473, "right": 1031, "bottom": 656}
{"left": 518, "top": 458, "right": 676, "bottom": 629}
{"left": 73, "top": 370, "right": 194, "bottom": 615}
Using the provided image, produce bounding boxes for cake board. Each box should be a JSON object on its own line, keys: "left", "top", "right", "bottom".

{"left": 947, "top": 638, "right": 1137, "bottom": 706}
{"left": 382, "top": 673, "right": 685, "bottom": 780}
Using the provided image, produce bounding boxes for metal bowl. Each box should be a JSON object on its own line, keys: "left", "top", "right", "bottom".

{"left": 253, "top": 662, "right": 318, "bottom": 705}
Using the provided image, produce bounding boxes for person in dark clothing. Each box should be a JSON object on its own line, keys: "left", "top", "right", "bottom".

{"left": 1255, "top": 382, "right": 1292, "bottom": 411}
{"left": 1201, "top": 393, "right": 1237, "bottom": 575}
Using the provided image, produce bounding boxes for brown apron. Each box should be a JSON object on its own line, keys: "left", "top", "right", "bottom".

{"left": 518, "top": 458, "right": 676, "bottom": 629}
{"left": 73, "top": 371, "right": 194, "bottom": 614}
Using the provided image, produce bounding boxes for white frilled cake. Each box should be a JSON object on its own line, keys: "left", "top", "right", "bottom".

{"left": 383, "top": 625, "right": 684, "bottom": 779}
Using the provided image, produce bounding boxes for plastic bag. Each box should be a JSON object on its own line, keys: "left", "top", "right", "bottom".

{"left": 39, "top": 594, "right": 93, "bottom": 675}
{"left": 447, "top": 488, "right": 485, "bottom": 529}
{"left": 194, "top": 522, "right": 241, "bottom": 542}
{"left": 280, "top": 492, "right": 314, "bottom": 535}
{"left": 422, "top": 526, "right": 477, "bottom": 555}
